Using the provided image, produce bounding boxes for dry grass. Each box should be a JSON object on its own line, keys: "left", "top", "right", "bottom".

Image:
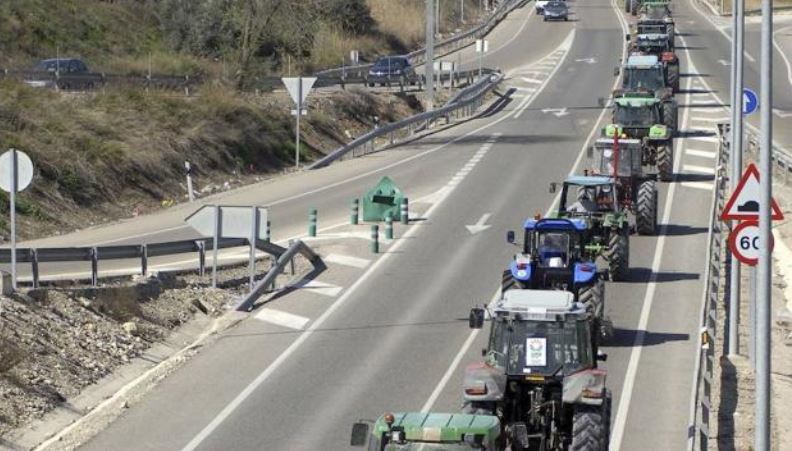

{"left": 368, "top": 0, "right": 427, "bottom": 50}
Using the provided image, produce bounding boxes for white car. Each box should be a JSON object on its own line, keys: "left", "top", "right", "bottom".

{"left": 536, "top": 0, "right": 563, "bottom": 14}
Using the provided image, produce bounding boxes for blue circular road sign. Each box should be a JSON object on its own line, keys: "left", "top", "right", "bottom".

{"left": 743, "top": 88, "right": 759, "bottom": 116}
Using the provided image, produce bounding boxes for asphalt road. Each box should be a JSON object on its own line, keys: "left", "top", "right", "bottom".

{"left": 11, "top": 0, "right": 750, "bottom": 450}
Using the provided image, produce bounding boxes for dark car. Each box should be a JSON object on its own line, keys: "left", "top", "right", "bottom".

{"left": 543, "top": 1, "right": 569, "bottom": 21}
{"left": 366, "top": 56, "right": 418, "bottom": 87}
{"left": 25, "top": 58, "right": 93, "bottom": 89}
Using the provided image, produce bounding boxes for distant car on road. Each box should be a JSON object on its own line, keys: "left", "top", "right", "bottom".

{"left": 366, "top": 56, "right": 418, "bottom": 87}
{"left": 24, "top": 58, "right": 93, "bottom": 89}
{"left": 536, "top": 0, "right": 565, "bottom": 14}
{"left": 543, "top": 1, "right": 569, "bottom": 20}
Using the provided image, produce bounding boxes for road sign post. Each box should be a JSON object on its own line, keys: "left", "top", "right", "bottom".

{"left": 185, "top": 161, "right": 195, "bottom": 202}
{"left": 282, "top": 77, "right": 317, "bottom": 169}
{"left": 0, "top": 149, "right": 34, "bottom": 290}
{"left": 426, "top": 0, "right": 436, "bottom": 111}
{"left": 476, "top": 39, "right": 489, "bottom": 78}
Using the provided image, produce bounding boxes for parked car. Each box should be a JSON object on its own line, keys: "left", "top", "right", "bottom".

{"left": 366, "top": 56, "right": 418, "bottom": 87}
{"left": 543, "top": 0, "right": 569, "bottom": 20}
{"left": 24, "top": 58, "right": 95, "bottom": 89}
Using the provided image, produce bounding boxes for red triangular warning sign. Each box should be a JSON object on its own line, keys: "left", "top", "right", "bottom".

{"left": 721, "top": 163, "right": 784, "bottom": 221}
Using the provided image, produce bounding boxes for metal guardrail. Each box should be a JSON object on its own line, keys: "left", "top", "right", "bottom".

{"left": 235, "top": 239, "right": 321, "bottom": 312}
{"left": 317, "top": 0, "right": 525, "bottom": 80}
{"left": 0, "top": 237, "right": 290, "bottom": 288}
{"left": 308, "top": 72, "right": 504, "bottom": 169}
{"left": 0, "top": 69, "right": 201, "bottom": 93}
{"left": 689, "top": 123, "right": 729, "bottom": 450}
{"left": 743, "top": 124, "right": 792, "bottom": 184}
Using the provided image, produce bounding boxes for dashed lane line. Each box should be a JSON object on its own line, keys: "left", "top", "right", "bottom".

{"left": 324, "top": 254, "right": 370, "bottom": 269}
{"left": 683, "top": 164, "right": 717, "bottom": 175}
{"left": 685, "top": 149, "right": 718, "bottom": 159}
{"left": 255, "top": 309, "right": 311, "bottom": 330}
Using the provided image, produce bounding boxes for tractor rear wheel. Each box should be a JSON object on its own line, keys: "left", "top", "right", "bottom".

{"left": 636, "top": 180, "right": 658, "bottom": 235}
{"left": 625, "top": 0, "right": 631, "bottom": 13}
{"left": 570, "top": 402, "right": 608, "bottom": 450}
{"left": 578, "top": 279, "right": 605, "bottom": 318}
{"left": 630, "top": 0, "right": 639, "bottom": 15}
{"left": 667, "top": 62, "right": 680, "bottom": 92}
{"left": 606, "top": 230, "right": 629, "bottom": 281}
{"left": 657, "top": 143, "right": 674, "bottom": 182}
{"left": 662, "top": 101, "right": 678, "bottom": 132}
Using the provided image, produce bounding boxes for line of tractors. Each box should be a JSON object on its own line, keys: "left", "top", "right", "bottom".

{"left": 349, "top": 1, "right": 680, "bottom": 450}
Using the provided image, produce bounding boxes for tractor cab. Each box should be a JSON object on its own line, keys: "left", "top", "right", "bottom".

{"left": 351, "top": 412, "right": 502, "bottom": 450}
{"left": 558, "top": 175, "right": 620, "bottom": 216}
{"left": 505, "top": 218, "right": 597, "bottom": 292}
{"left": 632, "top": 33, "right": 673, "bottom": 56}
{"left": 640, "top": 0, "right": 672, "bottom": 19}
{"left": 590, "top": 137, "right": 644, "bottom": 180}
{"left": 609, "top": 94, "right": 668, "bottom": 138}
{"left": 619, "top": 54, "right": 667, "bottom": 94}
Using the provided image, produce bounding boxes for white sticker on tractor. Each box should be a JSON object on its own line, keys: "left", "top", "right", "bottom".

{"left": 526, "top": 338, "right": 547, "bottom": 367}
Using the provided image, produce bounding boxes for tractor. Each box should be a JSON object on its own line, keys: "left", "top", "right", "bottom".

{"left": 628, "top": 32, "right": 679, "bottom": 91}
{"left": 588, "top": 137, "right": 659, "bottom": 235}
{"left": 501, "top": 218, "right": 611, "bottom": 340}
{"left": 633, "top": 1, "right": 675, "bottom": 46}
{"left": 351, "top": 412, "right": 503, "bottom": 450}
{"left": 465, "top": 289, "right": 611, "bottom": 451}
{"left": 551, "top": 176, "right": 631, "bottom": 281}
{"left": 605, "top": 93, "right": 675, "bottom": 181}
{"left": 615, "top": 54, "right": 679, "bottom": 111}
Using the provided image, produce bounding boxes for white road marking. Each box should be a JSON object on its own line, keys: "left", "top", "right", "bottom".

{"left": 289, "top": 280, "right": 343, "bottom": 297}
{"left": 683, "top": 164, "right": 716, "bottom": 175}
{"left": 514, "top": 31, "right": 576, "bottom": 120}
{"left": 685, "top": 149, "right": 718, "bottom": 159}
{"left": 324, "top": 254, "right": 370, "bottom": 269}
{"left": 521, "top": 76, "right": 544, "bottom": 84}
{"left": 773, "top": 24, "right": 792, "bottom": 89}
{"left": 255, "top": 309, "right": 310, "bottom": 330}
{"left": 465, "top": 213, "right": 492, "bottom": 235}
{"left": 541, "top": 107, "right": 570, "bottom": 117}
{"left": 688, "top": 136, "right": 719, "bottom": 143}
{"left": 681, "top": 181, "right": 714, "bottom": 191}
{"left": 688, "top": 0, "right": 757, "bottom": 62}
{"left": 690, "top": 116, "right": 729, "bottom": 123}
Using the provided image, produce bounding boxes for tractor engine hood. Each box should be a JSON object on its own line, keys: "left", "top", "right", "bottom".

{"left": 463, "top": 362, "right": 507, "bottom": 402}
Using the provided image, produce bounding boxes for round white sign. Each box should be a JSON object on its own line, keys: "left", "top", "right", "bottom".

{"left": 0, "top": 149, "right": 34, "bottom": 193}
{"left": 729, "top": 221, "right": 773, "bottom": 266}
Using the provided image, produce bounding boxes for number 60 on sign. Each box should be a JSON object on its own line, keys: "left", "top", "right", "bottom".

{"left": 728, "top": 221, "right": 774, "bottom": 266}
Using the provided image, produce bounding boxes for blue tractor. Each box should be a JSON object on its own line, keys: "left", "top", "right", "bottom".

{"left": 504, "top": 218, "right": 612, "bottom": 340}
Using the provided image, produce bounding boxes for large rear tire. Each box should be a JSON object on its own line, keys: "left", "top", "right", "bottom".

{"left": 636, "top": 180, "right": 658, "bottom": 235}
{"left": 570, "top": 403, "right": 608, "bottom": 450}
{"left": 657, "top": 143, "right": 674, "bottom": 182}
{"left": 578, "top": 279, "right": 605, "bottom": 319}
{"left": 662, "top": 100, "right": 678, "bottom": 132}
{"left": 606, "top": 229, "right": 629, "bottom": 282}
{"left": 667, "top": 62, "right": 680, "bottom": 92}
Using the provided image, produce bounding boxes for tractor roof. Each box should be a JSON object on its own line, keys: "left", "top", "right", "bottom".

{"left": 594, "top": 137, "right": 642, "bottom": 148}
{"left": 564, "top": 175, "right": 615, "bottom": 186}
{"left": 372, "top": 413, "right": 500, "bottom": 442}
{"left": 494, "top": 290, "right": 585, "bottom": 319}
{"left": 614, "top": 96, "right": 659, "bottom": 107}
{"left": 523, "top": 217, "right": 588, "bottom": 232}
{"left": 625, "top": 54, "right": 660, "bottom": 67}
{"left": 636, "top": 33, "right": 669, "bottom": 41}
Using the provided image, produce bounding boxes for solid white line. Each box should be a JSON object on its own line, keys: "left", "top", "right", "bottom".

{"left": 685, "top": 149, "right": 718, "bottom": 159}
{"left": 683, "top": 164, "right": 717, "bottom": 175}
{"left": 688, "top": 0, "right": 757, "bottom": 62}
{"left": 324, "top": 254, "right": 370, "bottom": 269}
{"left": 255, "top": 309, "right": 310, "bottom": 330}
{"left": 681, "top": 181, "right": 714, "bottom": 191}
{"left": 773, "top": 25, "right": 792, "bottom": 89}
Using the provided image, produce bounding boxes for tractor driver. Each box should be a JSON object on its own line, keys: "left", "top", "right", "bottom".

{"left": 596, "top": 185, "right": 614, "bottom": 211}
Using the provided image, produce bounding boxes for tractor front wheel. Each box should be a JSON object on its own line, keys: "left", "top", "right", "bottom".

{"left": 606, "top": 230, "right": 630, "bottom": 281}
{"left": 636, "top": 180, "right": 658, "bottom": 235}
{"left": 657, "top": 143, "right": 674, "bottom": 182}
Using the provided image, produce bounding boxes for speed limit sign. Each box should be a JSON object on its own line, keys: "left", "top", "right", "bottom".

{"left": 728, "top": 221, "right": 774, "bottom": 265}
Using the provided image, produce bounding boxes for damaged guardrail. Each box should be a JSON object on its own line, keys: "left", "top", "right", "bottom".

{"left": 308, "top": 72, "right": 504, "bottom": 169}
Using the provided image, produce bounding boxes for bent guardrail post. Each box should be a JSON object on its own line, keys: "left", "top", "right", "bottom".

{"left": 141, "top": 244, "right": 148, "bottom": 277}
{"left": 30, "top": 249, "right": 39, "bottom": 289}
{"left": 235, "top": 240, "right": 321, "bottom": 312}
{"left": 196, "top": 240, "right": 206, "bottom": 277}
{"left": 90, "top": 247, "right": 99, "bottom": 287}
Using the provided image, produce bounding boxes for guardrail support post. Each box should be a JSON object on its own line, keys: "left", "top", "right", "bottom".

{"left": 141, "top": 244, "right": 148, "bottom": 277}
{"left": 351, "top": 199, "right": 359, "bottom": 225}
{"left": 196, "top": 240, "right": 206, "bottom": 277}
{"left": 90, "top": 247, "right": 98, "bottom": 287}
{"left": 400, "top": 198, "right": 409, "bottom": 225}
{"left": 371, "top": 225, "right": 380, "bottom": 254}
{"left": 309, "top": 209, "right": 317, "bottom": 237}
{"left": 30, "top": 249, "right": 39, "bottom": 289}
{"left": 265, "top": 220, "right": 272, "bottom": 243}
{"left": 385, "top": 214, "right": 394, "bottom": 240}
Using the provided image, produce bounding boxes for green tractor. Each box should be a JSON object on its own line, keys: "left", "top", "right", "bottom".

{"left": 351, "top": 412, "right": 502, "bottom": 450}
{"left": 634, "top": 1, "right": 675, "bottom": 43}
{"left": 465, "top": 289, "right": 611, "bottom": 450}
{"left": 628, "top": 32, "right": 680, "bottom": 91}
{"left": 551, "top": 176, "right": 631, "bottom": 281}
{"left": 588, "top": 137, "right": 659, "bottom": 235}
{"left": 617, "top": 52, "right": 680, "bottom": 97}
{"left": 605, "top": 93, "right": 675, "bottom": 181}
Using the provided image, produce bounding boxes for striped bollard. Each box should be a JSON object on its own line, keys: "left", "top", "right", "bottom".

{"left": 371, "top": 225, "right": 380, "bottom": 254}
{"left": 385, "top": 214, "right": 394, "bottom": 240}
{"left": 309, "top": 209, "right": 317, "bottom": 237}
{"left": 400, "top": 198, "right": 409, "bottom": 225}
{"left": 351, "top": 199, "right": 359, "bottom": 225}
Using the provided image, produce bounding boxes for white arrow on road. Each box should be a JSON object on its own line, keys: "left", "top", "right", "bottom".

{"left": 773, "top": 108, "right": 792, "bottom": 118}
{"left": 575, "top": 57, "right": 597, "bottom": 64}
{"left": 466, "top": 213, "right": 492, "bottom": 235}
{"left": 717, "top": 59, "right": 731, "bottom": 66}
{"left": 542, "top": 107, "right": 569, "bottom": 117}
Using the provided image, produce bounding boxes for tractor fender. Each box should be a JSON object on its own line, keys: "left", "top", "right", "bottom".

{"left": 563, "top": 369, "right": 608, "bottom": 406}
{"left": 510, "top": 257, "right": 532, "bottom": 282}
{"left": 463, "top": 362, "right": 507, "bottom": 403}
{"left": 573, "top": 262, "right": 598, "bottom": 285}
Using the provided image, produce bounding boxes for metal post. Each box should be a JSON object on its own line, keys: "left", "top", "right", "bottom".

{"left": 185, "top": 161, "right": 195, "bottom": 202}
{"left": 728, "top": 0, "right": 745, "bottom": 358}
{"left": 756, "top": 0, "right": 773, "bottom": 446}
{"left": 9, "top": 148, "right": 16, "bottom": 290}
{"left": 90, "top": 247, "right": 98, "bottom": 287}
{"left": 265, "top": 220, "right": 271, "bottom": 243}
{"left": 385, "top": 214, "right": 394, "bottom": 240}
{"left": 295, "top": 78, "right": 302, "bottom": 168}
{"left": 309, "top": 209, "right": 317, "bottom": 237}
{"left": 141, "top": 244, "right": 148, "bottom": 277}
{"left": 400, "top": 198, "right": 409, "bottom": 224}
{"left": 248, "top": 207, "right": 258, "bottom": 293}
{"left": 351, "top": 199, "right": 359, "bottom": 225}
{"left": 30, "top": 249, "right": 39, "bottom": 289}
{"left": 750, "top": 265, "right": 757, "bottom": 368}
{"left": 460, "top": 0, "right": 465, "bottom": 23}
{"left": 426, "top": 0, "right": 435, "bottom": 110}
{"left": 371, "top": 225, "right": 380, "bottom": 254}
{"left": 212, "top": 206, "right": 220, "bottom": 288}
{"left": 197, "top": 240, "right": 206, "bottom": 277}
